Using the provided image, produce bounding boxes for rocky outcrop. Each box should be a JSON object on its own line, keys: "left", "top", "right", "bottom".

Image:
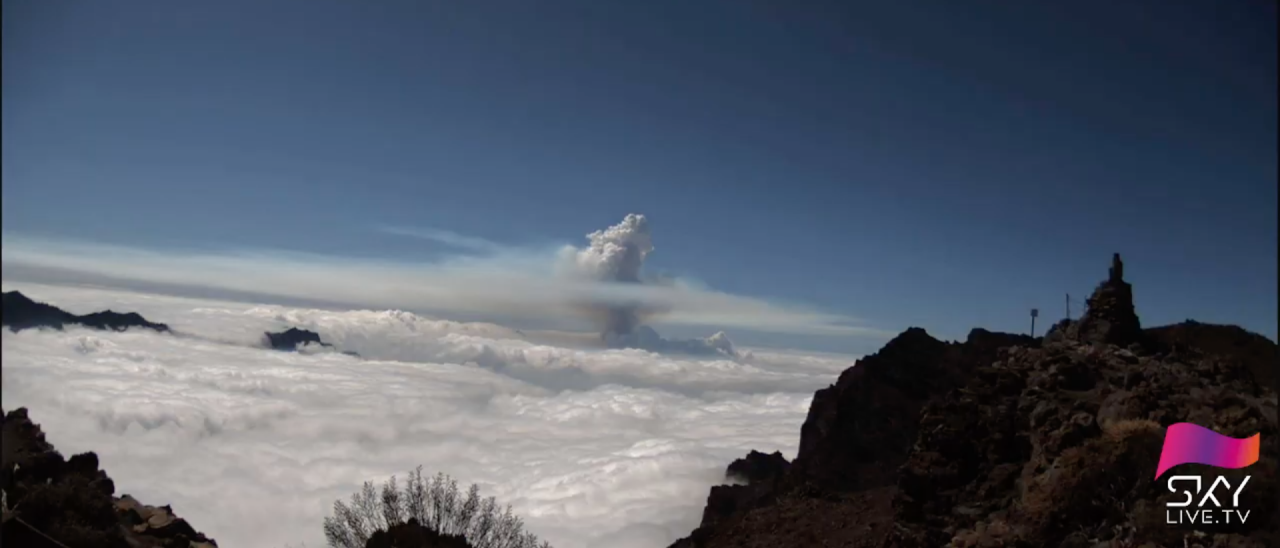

{"left": 2, "top": 291, "right": 170, "bottom": 333}
{"left": 670, "top": 255, "right": 1277, "bottom": 548}
{"left": 1, "top": 408, "right": 216, "bottom": 548}
{"left": 265, "top": 328, "right": 362, "bottom": 356}
{"left": 264, "top": 327, "right": 333, "bottom": 351}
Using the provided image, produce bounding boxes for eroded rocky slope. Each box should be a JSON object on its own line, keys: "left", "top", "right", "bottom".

{"left": 1, "top": 408, "right": 217, "bottom": 548}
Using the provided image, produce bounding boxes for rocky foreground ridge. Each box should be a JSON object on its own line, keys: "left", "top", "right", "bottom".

{"left": 1, "top": 408, "right": 217, "bottom": 548}
{"left": 671, "top": 255, "right": 1278, "bottom": 548}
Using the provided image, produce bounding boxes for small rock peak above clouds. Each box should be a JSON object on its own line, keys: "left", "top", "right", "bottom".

{"left": 263, "top": 327, "right": 359, "bottom": 356}
{"left": 1, "top": 291, "right": 170, "bottom": 333}
{"left": 264, "top": 327, "right": 330, "bottom": 350}
{"left": 669, "top": 255, "right": 1279, "bottom": 548}
{"left": 1, "top": 407, "right": 217, "bottom": 547}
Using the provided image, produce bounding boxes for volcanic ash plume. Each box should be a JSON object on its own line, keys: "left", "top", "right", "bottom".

{"left": 563, "top": 214, "right": 656, "bottom": 338}
{"left": 570, "top": 213, "right": 654, "bottom": 283}
{"left": 565, "top": 214, "right": 734, "bottom": 356}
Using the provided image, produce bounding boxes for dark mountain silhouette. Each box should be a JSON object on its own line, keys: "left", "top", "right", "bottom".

{"left": 670, "top": 255, "right": 1277, "bottom": 548}
{"left": 2, "top": 291, "right": 170, "bottom": 333}
{"left": 1, "top": 408, "right": 216, "bottom": 548}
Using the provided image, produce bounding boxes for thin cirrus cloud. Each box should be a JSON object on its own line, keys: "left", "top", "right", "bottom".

{"left": 0, "top": 233, "right": 891, "bottom": 339}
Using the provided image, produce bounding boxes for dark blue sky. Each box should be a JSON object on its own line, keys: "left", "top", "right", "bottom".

{"left": 3, "top": 0, "right": 1276, "bottom": 349}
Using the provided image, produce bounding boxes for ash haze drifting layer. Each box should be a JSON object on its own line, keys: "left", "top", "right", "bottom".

{"left": 0, "top": 282, "right": 858, "bottom": 548}
{"left": 0, "top": 214, "right": 886, "bottom": 347}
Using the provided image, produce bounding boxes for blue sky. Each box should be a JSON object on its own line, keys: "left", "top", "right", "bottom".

{"left": 3, "top": 0, "right": 1276, "bottom": 352}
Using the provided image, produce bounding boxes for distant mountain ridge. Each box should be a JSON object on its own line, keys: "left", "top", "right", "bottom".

{"left": 2, "top": 290, "right": 365, "bottom": 357}
{"left": 1, "top": 291, "right": 170, "bottom": 333}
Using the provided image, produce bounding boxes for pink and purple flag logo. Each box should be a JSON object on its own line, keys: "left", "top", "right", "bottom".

{"left": 1155, "top": 422, "right": 1261, "bottom": 479}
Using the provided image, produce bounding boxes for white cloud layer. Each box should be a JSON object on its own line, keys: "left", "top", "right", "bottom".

{"left": 0, "top": 283, "right": 858, "bottom": 548}
{"left": 0, "top": 233, "right": 890, "bottom": 340}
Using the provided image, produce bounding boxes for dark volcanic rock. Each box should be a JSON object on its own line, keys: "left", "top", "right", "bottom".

{"left": 888, "top": 335, "right": 1277, "bottom": 547}
{"left": 1, "top": 291, "right": 75, "bottom": 331}
{"left": 670, "top": 328, "right": 1038, "bottom": 547}
{"left": 793, "top": 327, "right": 1037, "bottom": 493}
{"left": 265, "top": 327, "right": 334, "bottom": 351}
{"left": 670, "top": 255, "right": 1277, "bottom": 548}
{"left": 1145, "top": 320, "right": 1278, "bottom": 389}
{"left": 76, "top": 310, "right": 170, "bottom": 332}
{"left": 2, "top": 291, "right": 170, "bottom": 333}
{"left": 1, "top": 408, "right": 216, "bottom": 548}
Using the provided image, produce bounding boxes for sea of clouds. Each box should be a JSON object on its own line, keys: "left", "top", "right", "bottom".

{"left": 0, "top": 282, "right": 858, "bottom": 548}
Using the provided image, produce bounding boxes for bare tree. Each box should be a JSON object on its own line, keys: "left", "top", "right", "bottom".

{"left": 379, "top": 476, "right": 402, "bottom": 527}
{"left": 323, "top": 469, "right": 552, "bottom": 548}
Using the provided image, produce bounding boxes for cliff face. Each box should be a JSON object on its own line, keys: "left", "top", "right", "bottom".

{"left": 1, "top": 408, "right": 217, "bottom": 548}
{"left": 793, "top": 328, "right": 1038, "bottom": 494}
{"left": 670, "top": 255, "right": 1278, "bottom": 548}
